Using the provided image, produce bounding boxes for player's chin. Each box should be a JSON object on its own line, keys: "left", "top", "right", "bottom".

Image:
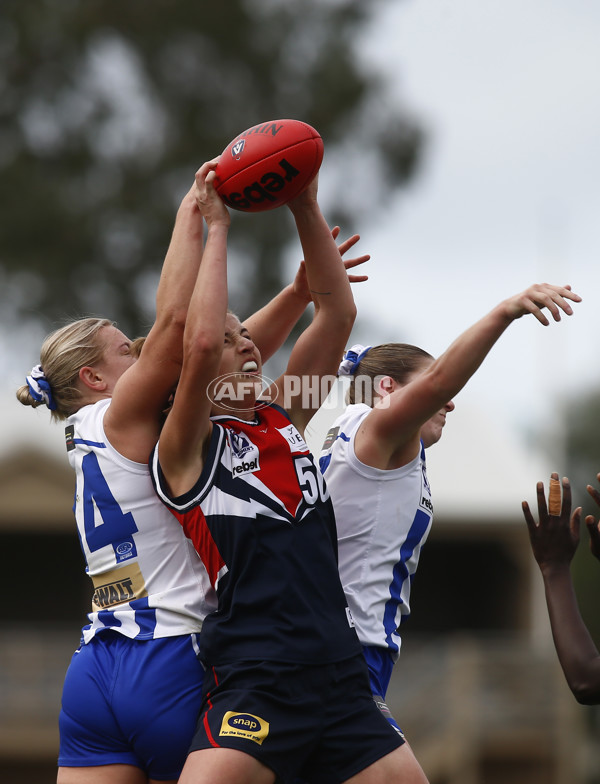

{"left": 423, "top": 426, "right": 444, "bottom": 449}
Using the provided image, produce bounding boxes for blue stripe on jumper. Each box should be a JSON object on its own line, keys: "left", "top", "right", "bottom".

{"left": 382, "top": 507, "right": 431, "bottom": 652}
{"left": 319, "top": 430, "right": 350, "bottom": 474}
{"left": 73, "top": 438, "right": 106, "bottom": 448}
{"left": 87, "top": 599, "right": 158, "bottom": 640}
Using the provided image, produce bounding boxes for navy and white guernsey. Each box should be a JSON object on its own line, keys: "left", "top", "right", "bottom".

{"left": 66, "top": 399, "right": 214, "bottom": 644}
{"left": 150, "top": 402, "right": 362, "bottom": 666}
{"left": 319, "top": 403, "right": 434, "bottom": 661}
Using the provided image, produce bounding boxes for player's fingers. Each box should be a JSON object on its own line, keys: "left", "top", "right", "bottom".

{"left": 548, "top": 292, "right": 574, "bottom": 319}
{"left": 539, "top": 284, "right": 580, "bottom": 319}
{"left": 560, "top": 476, "right": 572, "bottom": 515}
{"left": 548, "top": 474, "right": 561, "bottom": 515}
{"left": 571, "top": 506, "right": 583, "bottom": 536}
{"left": 535, "top": 290, "right": 563, "bottom": 322}
{"left": 525, "top": 284, "right": 574, "bottom": 323}
{"left": 586, "top": 484, "right": 600, "bottom": 507}
{"left": 522, "top": 501, "right": 538, "bottom": 539}
{"left": 337, "top": 234, "right": 361, "bottom": 255}
{"left": 559, "top": 284, "right": 582, "bottom": 302}
{"left": 535, "top": 480, "right": 550, "bottom": 517}
{"left": 584, "top": 517, "right": 600, "bottom": 557}
{"left": 195, "top": 158, "right": 219, "bottom": 185}
{"left": 521, "top": 298, "right": 551, "bottom": 326}
{"left": 342, "top": 254, "right": 370, "bottom": 269}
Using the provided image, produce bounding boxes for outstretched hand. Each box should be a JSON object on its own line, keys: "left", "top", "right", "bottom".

{"left": 503, "top": 283, "right": 581, "bottom": 325}
{"left": 194, "top": 158, "right": 231, "bottom": 228}
{"left": 586, "top": 473, "right": 600, "bottom": 562}
{"left": 522, "top": 473, "right": 582, "bottom": 570}
{"left": 291, "top": 226, "right": 369, "bottom": 303}
{"left": 332, "top": 226, "right": 370, "bottom": 283}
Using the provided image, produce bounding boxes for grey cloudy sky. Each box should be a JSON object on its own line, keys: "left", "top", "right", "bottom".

{"left": 345, "top": 0, "right": 600, "bottom": 440}
{"left": 5, "top": 0, "right": 600, "bottom": 459}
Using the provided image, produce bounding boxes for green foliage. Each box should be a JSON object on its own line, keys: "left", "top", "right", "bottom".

{"left": 0, "top": 0, "right": 423, "bottom": 338}
{"left": 563, "top": 388, "right": 600, "bottom": 644}
{"left": 563, "top": 389, "right": 600, "bottom": 512}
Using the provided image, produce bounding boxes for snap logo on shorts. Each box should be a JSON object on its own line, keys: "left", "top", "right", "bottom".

{"left": 219, "top": 711, "right": 270, "bottom": 745}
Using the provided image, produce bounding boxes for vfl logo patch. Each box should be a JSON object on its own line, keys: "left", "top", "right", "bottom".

{"left": 230, "top": 431, "right": 254, "bottom": 459}
{"left": 219, "top": 711, "right": 269, "bottom": 745}
{"left": 228, "top": 431, "right": 260, "bottom": 477}
{"left": 231, "top": 140, "right": 245, "bottom": 158}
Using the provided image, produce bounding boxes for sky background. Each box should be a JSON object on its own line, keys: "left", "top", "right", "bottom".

{"left": 333, "top": 0, "right": 600, "bottom": 447}
{"left": 5, "top": 0, "right": 600, "bottom": 464}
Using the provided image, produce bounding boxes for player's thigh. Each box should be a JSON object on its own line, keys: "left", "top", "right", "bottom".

{"left": 57, "top": 763, "right": 149, "bottom": 784}
{"left": 342, "top": 742, "right": 429, "bottom": 784}
{"left": 178, "top": 748, "right": 276, "bottom": 784}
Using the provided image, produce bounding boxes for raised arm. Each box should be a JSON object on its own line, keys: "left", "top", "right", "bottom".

{"left": 105, "top": 185, "right": 205, "bottom": 457}
{"left": 269, "top": 177, "right": 357, "bottom": 432}
{"left": 156, "top": 160, "right": 231, "bottom": 497}
{"left": 358, "top": 283, "right": 581, "bottom": 469}
{"left": 243, "top": 227, "right": 368, "bottom": 363}
{"left": 523, "top": 474, "right": 600, "bottom": 704}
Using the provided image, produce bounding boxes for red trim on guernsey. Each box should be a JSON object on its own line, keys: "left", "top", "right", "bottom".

{"left": 173, "top": 506, "right": 225, "bottom": 587}
{"left": 204, "top": 668, "right": 220, "bottom": 748}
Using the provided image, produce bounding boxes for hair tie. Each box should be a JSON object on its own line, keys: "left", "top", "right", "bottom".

{"left": 25, "top": 364, "right": 57, "bottom": 410}
{"left": 337, "top": 344, "right": 372, "bottom": 377}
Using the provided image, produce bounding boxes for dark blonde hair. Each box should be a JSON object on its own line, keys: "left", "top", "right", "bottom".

{"left": 129, "top": 336, "right": 146, "bottom": 359}
{"left": 16, "top": 318, "right": 114, "bottom": 421}
{"left": 347, "top": 343, "right": 433, "bottom": 406}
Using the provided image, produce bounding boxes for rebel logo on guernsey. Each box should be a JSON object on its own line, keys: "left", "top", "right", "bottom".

{"left": 420, "top": 495, "right": 433, "bottom": 513}
{"left": 421, "top": 461, "right": 432, "bottom": 497}
{"left": 419, "top": 461, "right": 433, "bottom": 514}
{"left": 219, "top": 711, "right": 270, "bottom": 745}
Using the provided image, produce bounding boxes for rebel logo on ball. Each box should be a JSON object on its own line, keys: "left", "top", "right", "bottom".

{"left": 214, "top": 118, "right": 323, "bottom": 213}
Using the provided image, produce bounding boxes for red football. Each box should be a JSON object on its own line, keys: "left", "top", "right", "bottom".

{"left": 214, "top": 119, "right": 324, "bottom": 213}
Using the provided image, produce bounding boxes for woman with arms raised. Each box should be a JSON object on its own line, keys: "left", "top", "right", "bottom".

{"left": 150, "top": 160, "right": 430, "bottom": 784}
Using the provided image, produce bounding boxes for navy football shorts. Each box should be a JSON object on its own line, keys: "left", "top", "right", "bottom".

{"left": 59, "top": 630, "right": 204, "bottom": 780}
{"left": 191, "top": 653, "right": 404, "bottom": 784}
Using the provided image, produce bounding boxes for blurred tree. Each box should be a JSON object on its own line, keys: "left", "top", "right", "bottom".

{"left": 0, "top": 0, "right": 423, "bottom": 344}
{"left": 562, "top": 388, "right": 600, "bottom": 644}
